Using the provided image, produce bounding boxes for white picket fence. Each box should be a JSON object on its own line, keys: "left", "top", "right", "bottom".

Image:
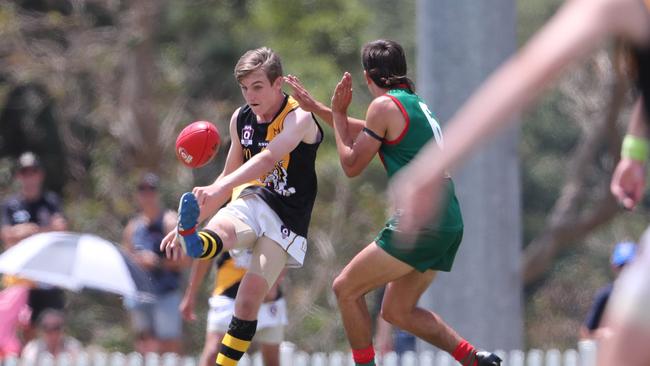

{"left": 1, "top": 340, "right": 599, "bottom": 366}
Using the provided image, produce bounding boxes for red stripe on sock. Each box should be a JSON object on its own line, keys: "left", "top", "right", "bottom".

{"left": 352, "top": 345, "right": 375, "bottom": 364}
{"left": 178, "top": 226, "right": 196, "bottom": 236}
{"left": 452, "top": 339, "right": 475, "bottom": 363}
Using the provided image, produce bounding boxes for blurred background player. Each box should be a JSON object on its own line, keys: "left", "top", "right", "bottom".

{"left": 122, "top": 173, "right": 187, "bottom": 354}
{"left": 180, "top": 252, "right": 287, "bottom": 366}
{"left": 580, "top": 241, "right": 636, "bottom": 340}
{"left": 0, "top": 152, "right": 67, "bottom": 344}
{"left": 603, "top": 66, "right": 650, "bottom": 364}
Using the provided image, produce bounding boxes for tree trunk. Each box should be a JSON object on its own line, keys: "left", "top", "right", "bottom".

{"left": 118, "top": 0, "right": 162, "bottom": 171}
{"left": 522, "top": 56, "right": 627, "bottom": 287}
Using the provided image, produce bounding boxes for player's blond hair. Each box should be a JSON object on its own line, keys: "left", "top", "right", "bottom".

{"left": 234, "top": 47, "right": 283, "bottom": 83}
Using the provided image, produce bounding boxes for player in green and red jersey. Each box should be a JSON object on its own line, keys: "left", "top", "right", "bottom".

{"left": 286, "top": 39, "right": 500, "bottom": 366}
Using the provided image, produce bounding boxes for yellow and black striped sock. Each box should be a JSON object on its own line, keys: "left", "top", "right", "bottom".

{"left": 216, "top": 316, "right": 257, "bottom": 366}
{"left": 197, "top": 229, "right": 223, "bottom": 260}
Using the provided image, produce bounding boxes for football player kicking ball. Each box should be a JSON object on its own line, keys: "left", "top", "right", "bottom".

{"left": 286, "top": 39, "right": 500, "bottom": 366}
{"left": 161, "top": 47, "right": 322, "bottom": 366}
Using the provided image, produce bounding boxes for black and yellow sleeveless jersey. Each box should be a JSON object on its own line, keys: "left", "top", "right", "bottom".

{"left": 235, "top": 94, "right": 323, "bottom": 237}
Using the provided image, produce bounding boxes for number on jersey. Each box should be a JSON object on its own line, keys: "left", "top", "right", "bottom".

{"left": 418, "top": 101, "right": 443, "bottom": 148}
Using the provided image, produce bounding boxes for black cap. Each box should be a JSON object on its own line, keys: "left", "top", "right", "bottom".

{"left": 137, "top": 172, "right": 160, "bottom": 190}
{"left": 16, "top": 151, "right": 42, "bottom": 170}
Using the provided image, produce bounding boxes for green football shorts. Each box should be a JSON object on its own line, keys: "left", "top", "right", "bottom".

{"left": 375, "top": 218, "right": 463, "bottom": 273}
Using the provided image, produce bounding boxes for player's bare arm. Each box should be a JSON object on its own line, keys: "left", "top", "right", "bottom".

{"left": 179, "top": 259, "right": 212, "bottom": 321}
{"left": 413, "top": 0, "right": 650, "bottom": 186}
{"left": 331, "top": 72, "right": 388, "bottom": 177}
{"left": 193, "top": 108, "right": 314, "bottom": 209}
{"left": 391, "top": 0, "right": 650, "bottom": 234}
{"left": 284, "top": 74, "right": 366, "bottom": 135}
{"left": 191, "top": 110, "right": 245, "bottom": 222}
{"left": 611, "top": 98, "right": 649, "bottom": 209}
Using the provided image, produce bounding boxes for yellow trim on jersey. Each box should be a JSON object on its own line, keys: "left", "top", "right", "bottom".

{"left": 222, "top": 334, "right": 251, "bottom": 352}
{"left": 231, "top": 183, "right": 255, "bottom": 201}
{"left": 213, "top": 258, "right": 247, "bottom": 296}
{"left": 265, "top": 96, "right": 299, "bottom": 140}
{"left": 216, "top": 353, "right": 238, "bottom": 366}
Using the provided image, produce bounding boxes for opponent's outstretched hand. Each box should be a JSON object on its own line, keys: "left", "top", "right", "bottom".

{"left": 160, "top": 229, "right": 183, "bottom": 261}
{"left": 332, "top": 72, "right": 353, "bottom": 114}
{"left": 611, "top": 157, "right": 646, "bottom": 210}
{"left": 284, "top": 75, "right": 321, "bottom": 114}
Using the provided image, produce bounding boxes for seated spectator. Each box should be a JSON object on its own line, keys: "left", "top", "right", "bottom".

{"left": 20, "top": 309, "right": 82, "bottom": 365}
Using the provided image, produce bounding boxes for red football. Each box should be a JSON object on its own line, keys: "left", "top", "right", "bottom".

{"left": 175, "top": 121, "right": 221, "bottom": 168}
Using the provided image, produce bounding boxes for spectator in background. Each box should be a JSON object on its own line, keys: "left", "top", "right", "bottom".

{"left": 21, "top": 309, "right": 83, "bottom": 365}
{"left": 0, "top": 151, "right": 67, "bottom": 344}
{"left": 581, "top": 241, "right": 637, "bottom": 340}
{"left": 122, "top": 173, "right": 187, "bottom": 354}
{"left": 0, "top": 152, "right": 67, "bottom": 247}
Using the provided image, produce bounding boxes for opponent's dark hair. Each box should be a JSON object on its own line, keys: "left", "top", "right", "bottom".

{"left": 362, "top": 39, "right": 415, "bottom": 92}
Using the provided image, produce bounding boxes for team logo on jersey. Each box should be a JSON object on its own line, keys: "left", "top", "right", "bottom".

{"left": 262, "top": 161, "right": 296, "bottom": 197}
{"left": 280, "top": 225, "right": 290, "bottom": 239}
{"left": 241, "top": 125, "right": 254, "bottom": 147}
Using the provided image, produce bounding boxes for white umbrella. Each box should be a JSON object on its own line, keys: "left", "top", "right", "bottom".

{"left": 0, "top": 232, "right": 153, "bottom": 298}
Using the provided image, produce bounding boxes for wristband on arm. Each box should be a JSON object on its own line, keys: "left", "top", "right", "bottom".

{"left": 621, "top": 134, "right": 649, "bottom": 162}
